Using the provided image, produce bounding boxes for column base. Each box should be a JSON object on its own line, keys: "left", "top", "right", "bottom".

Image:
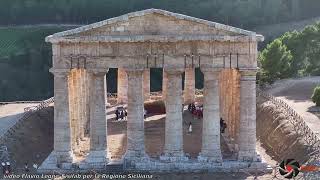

{"left": 85, "top": 150, "right": 109, "bottom": 169}
{"left": 38, "top": 151, "right": 74, "bottom": 172}
{"left": 238, "top": 151, "right": 261, "bottom": 162}
{"left": 160, "top": 151, "right": 188, "bottom": 162}
{"left": 123, "top": 150, "right": 150, "bottom": 169}
{"left": 198, "top": 153, "right": 222, "bottom": 163}
{"left": 123, "top": 150, "right": 149, "bottom": 161}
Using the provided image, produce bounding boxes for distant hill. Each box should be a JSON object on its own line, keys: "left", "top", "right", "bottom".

{"left": 1, "top": 12, "right": 319, "bottom": 101}
{"left": 253, "top": 16, "right": 320, "bottom": 46}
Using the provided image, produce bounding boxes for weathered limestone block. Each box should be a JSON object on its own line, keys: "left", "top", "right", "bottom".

{"left": 86, "top": 69, "right": 109, "bottom": 167}
{"left": 117, "top": 68, "right": 128, "bottom": 104}
{"left": 238, "top": 70, "right": 258, "bottom": 162}
{"left": 50, "top": 69, "right": 74, "bottom": 164}
{"left": 124, "top": 68, "right": 148, "bottom": 161}
{"left": 143, "top": 69, "right": 150, "bottom": 101}
{"left": 163, "top": 69, "right": 186, "bottom": 158}
{"left": 198, "top": 68, "right": 222, "bottom": 162}
{"left": 184, "top": 67, "right": 195, "bottom": 104}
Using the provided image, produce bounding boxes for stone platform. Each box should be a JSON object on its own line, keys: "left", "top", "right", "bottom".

{"left": 132, "top": 158, "right": 271, "bottom": 173}
{"left": 38, "top": 155, "right": 271, "bottom": 174}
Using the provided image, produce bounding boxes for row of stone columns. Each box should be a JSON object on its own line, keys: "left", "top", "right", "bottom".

{"left": 118, "top": 68, "right": 195, "bottom": 104}
{"left": 50, "top": 67, "right": 257, "bottom": 167}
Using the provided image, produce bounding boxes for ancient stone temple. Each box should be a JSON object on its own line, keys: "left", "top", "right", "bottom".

{"left": 39, "top": 9, "right": 267, "bottom": 173}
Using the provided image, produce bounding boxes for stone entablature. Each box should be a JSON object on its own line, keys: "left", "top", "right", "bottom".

{"left": 51, "top": 41, "right": 258, "bottom": 70}
{"left": 39, "top": 9, "right": 269, "bottom": 173}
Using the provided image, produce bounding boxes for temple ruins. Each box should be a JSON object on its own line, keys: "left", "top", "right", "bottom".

{"left": 39, "top": 9, "right": 267, "bottom": 173}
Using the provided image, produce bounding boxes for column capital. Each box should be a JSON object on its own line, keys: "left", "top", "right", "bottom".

{"left": 87, "top": 68, "right": 109, "bottom": 76}
{"left": 49, "top": 68, "right": 70, "bottom": 77}
{"left": 201, "top": 67, "right": 221, "bottom": 81}
{"left": 239, "top": 68, "right": 257, "bottom": 81}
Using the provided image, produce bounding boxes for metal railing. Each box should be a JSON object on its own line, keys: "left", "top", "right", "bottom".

{"left": 0, "top": 100, "right": 43, "bottom": 106}
{"left": 257, "top": 89, "right": 320, "bottom": 166}
{"left": 23, "top": 97, "right": 54, "bottom": 112}
{"left": 0, "top": 97, "right": 54, "bottom": 140}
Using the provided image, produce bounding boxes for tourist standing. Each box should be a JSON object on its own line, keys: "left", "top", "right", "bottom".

{"left": 188, "top": 122, "right": 192, "bottom": 133}
{"left": 5, "top": 162, "right": 11, "bottom": 174}
{"left": 1, "top": 162, "right": 5, "bottom": 174}
{"left": 115, "top": 109, "right": 119, "bottom": 121}
{"left": 124, "top": 110, "right": 127, "bottom": 120}
{"left": 120, "top": 110, "right": 124, "bottom": 121}
{"left": 24, "top": 163, "right": 29, "bottom": 172}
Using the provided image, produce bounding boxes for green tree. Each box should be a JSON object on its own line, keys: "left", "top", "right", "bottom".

{"left": 311, "top": 86, "right": 320, "bottom": 106}
{"left": 259, "top": 39, "right": 293, "bottom": 83}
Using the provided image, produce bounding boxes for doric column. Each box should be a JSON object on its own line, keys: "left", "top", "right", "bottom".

{"left": 104, "top": 75, "right": 109, "bottom": 106}
{"left": 162, "top": 69, "right": 168, "bottom": 101}
{"left": 238, "top": 70, "right": 258, "bottom": 161}
{"left": 117, "top": 68, "right": 128, "bottom": 104}
{"left": 198, "top": 68, "right": 222, "bottom": 162}
{"left": 50, "top": 69, "right": 74, "bottom": 164}
{"left": 184, "top": 67, "right": 195, "bottom": 104}
{"left": 143, "top": 69, "right": 150, "bottom": 101}
{"left": 86, "top": 69, "right": 109, "bottom": 166}
{"left": 163, "top": 69, "right": 185, "bottom": 158}
{"left": 84, "top": 70, "right": 91, "bottom": 136}
{"left": 68, "top": 70, "right": 77, "bottom": 152}
{"left": 73, "top": 70, "right": 80, "bottom": 147}
{"left": 79, "top": 69, "right": 85, "bottom": 140}
{"left": 124, "top": 68, "right": 147, "bottom": 160}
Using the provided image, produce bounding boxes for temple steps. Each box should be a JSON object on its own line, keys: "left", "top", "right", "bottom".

{"left": 106, "top": 161, "right": 124, "bottom": 172}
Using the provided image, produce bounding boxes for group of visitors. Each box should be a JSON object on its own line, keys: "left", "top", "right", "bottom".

{"left": 187, "top": 103, "right": 203, "bottom": 119}
{"left": 115, "top": 108, "right": 127, "bottom": 121}
{"left": 1, "top": 162, "right": 11, "bottom": 175}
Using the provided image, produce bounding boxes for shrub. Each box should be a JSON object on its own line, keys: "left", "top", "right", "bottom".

{"left": 311, "top": 86, "right": 320, "bottom": 106}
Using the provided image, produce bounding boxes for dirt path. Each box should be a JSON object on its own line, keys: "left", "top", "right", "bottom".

{"left": 0, "top": 103, "right": 38, "bottom": 137}
{"left": 0, "top": 102, "right": 284, "bottom": 179}
{"left": 267, "top": 77, "right": 320, "bottom": 137}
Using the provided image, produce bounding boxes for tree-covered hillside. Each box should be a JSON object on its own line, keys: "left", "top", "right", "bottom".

{"left": 0, "top": 27, "right": 66, "bottom": 101}
{"left": 259, "top": 22, "right": 320, "bottom": 84}
{"left": 1, "top": 0, "right": 320, "bottom": 29}
{"left": 1, "top": 0, "right": 320, "bottom": 101}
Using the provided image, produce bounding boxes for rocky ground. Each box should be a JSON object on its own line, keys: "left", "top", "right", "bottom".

{"left": 266, "top": 77, "right": 320, "bottom": 137}
{"left": 0, "top": 102, "right": 286, "bottom": 180}
{"left": 4, "top": 84, "right": 320, "bottom": 179}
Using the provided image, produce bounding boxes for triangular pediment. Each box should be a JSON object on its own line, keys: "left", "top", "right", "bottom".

{"left": 46, "top": 9, "right": 263, "bottom": 42}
